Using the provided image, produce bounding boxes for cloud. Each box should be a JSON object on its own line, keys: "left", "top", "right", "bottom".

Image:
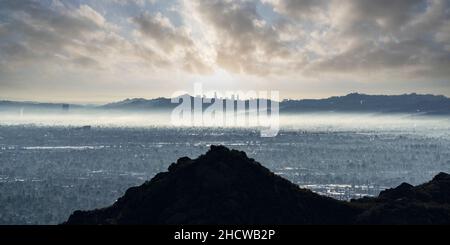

{"left": 0, "top": 0, "right": 214, "bottom": 77}
{"left": 0, "top": 1, "right": 130, "bottom": 71}
{"left": 263, "top": 0, "right": 329, "bottom": 21}
{"left": 187, "top": 0, "right": 294, "bottom": 75}
{"left": 133, "top": 11, "right": 212, "bottom": 73}
{"left": 133, "top": 12, "right": 193, "bottom": 52}
{"left": 337, "top": 0, "right": 425, "bottom": 33}
{"left": 302, "top": 0, "right": 450, "bottom": 80}
{"left": 111, "top": 0, "right": 148, "bottom": 7}
{"left": 184, "top": 0, "right": 450, "bottom": 82}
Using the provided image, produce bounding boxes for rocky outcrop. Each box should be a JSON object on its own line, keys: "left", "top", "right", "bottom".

{"left": 352, "top": 172, "right": 450, "bottom": 224}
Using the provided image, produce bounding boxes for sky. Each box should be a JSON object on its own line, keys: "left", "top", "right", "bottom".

{"left": 0, "top": 0, "right": 449, "bottom": 103}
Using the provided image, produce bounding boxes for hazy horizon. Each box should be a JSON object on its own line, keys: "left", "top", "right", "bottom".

{"left": 1, "top": 91, "right": 450, "bottom": 105}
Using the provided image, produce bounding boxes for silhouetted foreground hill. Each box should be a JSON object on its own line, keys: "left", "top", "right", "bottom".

{"left": 352, "top": 172, "right": 450, "bottom": 224}
{"left": 65, "top": 146, "right": 450, "bottom": 225}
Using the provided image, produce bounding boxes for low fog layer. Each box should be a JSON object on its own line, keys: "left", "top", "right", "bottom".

{"left": 0, "top": 111, "right": 170, "bottom": 127}
{"left": 1, "top": 110, "right": 449, "bottom": 137}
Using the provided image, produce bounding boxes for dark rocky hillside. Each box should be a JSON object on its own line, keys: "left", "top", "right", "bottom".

{"left": 352, "top": 172, "right": 450, "bottom": 224}
{"left": 65, "top": 145, "right": 450, "bottom": 225}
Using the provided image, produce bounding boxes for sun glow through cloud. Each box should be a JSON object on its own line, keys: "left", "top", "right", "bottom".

{"left": 0, "top": 0, "right": 449, "bottom": 102}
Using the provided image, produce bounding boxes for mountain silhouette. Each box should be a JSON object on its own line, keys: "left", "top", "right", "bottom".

{"left": 4, "top": 93, "right": 449, "bottom": 115}
{"left": 280, "top": 93, "right": 450, "bottom": 115}
{"left": 100, "top": 93, "right": 450, "bottom": 115}
{"left": 65, "top": 146, "right": 450, "bottom": 225}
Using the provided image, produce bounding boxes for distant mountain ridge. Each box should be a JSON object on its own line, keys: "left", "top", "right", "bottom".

{"left": 101, "top": 97, "right": 174, "bottom": 111}
{"left": 1, "top": 93, "right": 450, "bottom": 115}
{"left": 280, "top": 93, "right": 450, "bottom": 115}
